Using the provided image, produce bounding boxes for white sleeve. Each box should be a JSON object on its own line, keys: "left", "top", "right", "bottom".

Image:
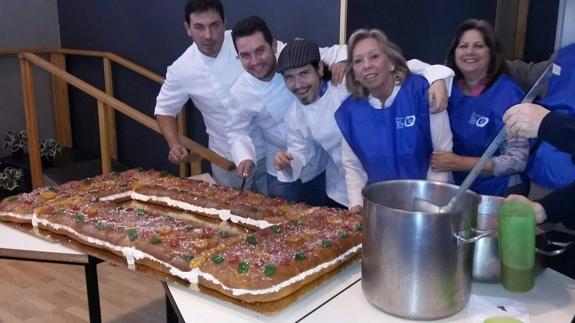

{"left": 154, "top": 67, "right": 189, "bottom": 116}
{"left": 341, "top": 138, "right": 368, "bottom": 208}
{"left": 427, "top": 110, "right": 453, "bottom": 182}
{"left": 227, "top": 91, "right": 258, "bottom": 166}
{"left": 407, "top": 59, "right": 454, "bottom": 96}
{"left": 277, "top": 105, "right": 317, "bottom": 182}
{"left": 319, "top": 44, "right": 348, "bottom": 64}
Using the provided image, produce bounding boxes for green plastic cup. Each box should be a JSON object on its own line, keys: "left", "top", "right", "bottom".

{"left": 498, "top": 200, "right": 535, "bottom": 292}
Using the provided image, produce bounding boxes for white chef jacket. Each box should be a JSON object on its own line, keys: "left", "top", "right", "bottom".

{"left": 227, "top": 43, "right": 347, "bottom": 181}
{"left": 279, "top": 60, "right": 455, "bottom": 208}
{"left": 278, "top": 82, "right": 351, "bottom": 206}
{"left": 154, "top": 30, "right": 264, "bottom": 161}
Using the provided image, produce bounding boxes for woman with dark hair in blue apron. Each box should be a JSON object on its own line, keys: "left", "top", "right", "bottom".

{"left": 430, "top": 19, "right": 529, "bottom": 196}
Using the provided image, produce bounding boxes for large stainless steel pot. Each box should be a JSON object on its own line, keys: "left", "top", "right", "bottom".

{"left": 362, "top": 180, "right": 481, "bottom": 320}
{"left": 473, "top": 195, "right": 571, "bottom": 282}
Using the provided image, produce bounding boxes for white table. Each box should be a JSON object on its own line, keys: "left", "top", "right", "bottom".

{"left": 4, "top": 221, "right": 573, "bottom": 323}
{"left": 0, "top": 223, "right": 103, "bottom": 323}
{"left": 165, "top": 263, "right": 575, "bottom": 323}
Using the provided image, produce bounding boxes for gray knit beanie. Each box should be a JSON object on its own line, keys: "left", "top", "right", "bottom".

{"left": 277, "top": 39, "right": 320, "bottom": 73}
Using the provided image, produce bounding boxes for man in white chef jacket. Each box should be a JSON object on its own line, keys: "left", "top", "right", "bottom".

{"left": 154, "top": 0, "right": 267, "bottom": 193}
{"left": 227, "top": 16, "right": 347, "bottom": 205}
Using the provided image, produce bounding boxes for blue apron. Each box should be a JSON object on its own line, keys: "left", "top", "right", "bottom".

{"left": 335, "top": 74, "right": 432, "bottom": 184}
{"left": 528, "top": 44, "right": 575, "bottom": 189}
{"left": 448, "top": 75, "right": 524, "bottom": 196}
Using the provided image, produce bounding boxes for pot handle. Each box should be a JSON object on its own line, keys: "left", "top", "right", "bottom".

{"left": 454, "top": 228, "right": 496, "bottom": 245}
{"left": 536, "top": 240, "right": 573, "bottom": 257}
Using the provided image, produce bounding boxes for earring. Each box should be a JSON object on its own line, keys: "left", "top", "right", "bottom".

{"left": 393, "top": 72, "right": 401, "bottom": 85}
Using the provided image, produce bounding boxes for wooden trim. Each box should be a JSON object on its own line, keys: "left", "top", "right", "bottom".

{"left": 19, "top": 52, "right": 235, "bottom": 171}
{"left": 97, "top": 100, "right": 112, "bottom": 175}
{"left": 189, "top": 153, "right": 202, "bottom": 176}
{"left": 339, "top": 0, "right": 348, "bottom": 44}
{"left": 514, "top": 0, "right": 530, "bottom": 59}
{"left": 19, "top": 58, "right": 44, "bottom": 188}
{"left": 177, "top": 109, "right": 188, "bottom": 177}
{"left": 49, "top": 53, "right": 73, "bottom": 148}
{"left": 103, "top": 57, "right": 118, "bottom": 160}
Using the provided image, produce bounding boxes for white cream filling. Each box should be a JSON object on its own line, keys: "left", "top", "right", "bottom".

{"left": 31, "top": 216, "right": 202, "bottom": 284}
{"left": 130, "top": 192, "right": 274, "bottom": 229}
{"left": 201, "top": 244, "right": 362, "bottom": 296}
{"left": 99, "top": 191, "right": 134, "bottom": 201}
{"left": 0, "top": 211, "right": 33, "bottom": 220}
{"left": 31, "top": 214, "right": 361, "bottom": 297}
{"left": 30, "top": 193, "right": 361, "bottom": 298}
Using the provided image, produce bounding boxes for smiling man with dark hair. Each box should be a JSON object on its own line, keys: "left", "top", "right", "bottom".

{"left": 154, "top": 0, "right": 267, "bottom": 193}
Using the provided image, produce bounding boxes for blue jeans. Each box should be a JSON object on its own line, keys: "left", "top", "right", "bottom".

{"left": 267, "top": 172, "right": 326, "bottom": 206}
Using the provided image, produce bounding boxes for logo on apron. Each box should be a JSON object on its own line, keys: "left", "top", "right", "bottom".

{"left": 469, "top": 112, "right": 489, "bottom": 128}
{"left": 395, "top": 115, "right": 416, "bottom": 129}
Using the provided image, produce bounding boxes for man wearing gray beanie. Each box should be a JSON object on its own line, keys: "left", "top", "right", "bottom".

{"left": 274, "top": 38, "right": 456, "bottom": 209}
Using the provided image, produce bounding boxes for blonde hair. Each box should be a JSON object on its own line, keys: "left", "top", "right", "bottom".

{"left": 345, "top": 29, "right": 409, "bottom": 99}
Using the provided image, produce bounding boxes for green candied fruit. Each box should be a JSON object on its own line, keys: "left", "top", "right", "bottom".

{"left": 183, "top": 253, "right": 195, "bottom": 262}
{"left": 270, "top": 225, "right": 282, "bottom": 233}
{"left": 290, "top": 219, "right": 303, "bottom": 228}
{"left": 354, "top": 223, "right": 363, "bottom": 232}
{"left": 159, "top": 170, "right": 169, "bottom": 177}
{"left": 162, "top": 215, "right": 173, "bottom": 221}
{"left": 237, "top": 261, "right": 249, "bottom": 274}
{"left": 95, "top": 221, "right": 107, "bottom": 230}
{"left": 339, "top": 231, "right": 350, "bottom": 240}
{"left": 74, "top": 214, "right": 86, "bottom": 223}
{"left": 186, "top": 223, "right": 196, "bottom": 231}
{"left": 48, "top": 186, "right": 58, "bottom": 192}
{"left": 135, "top": 208, "right": 147, "bottom": 216}
{"left": 264, "top": 264, "right": 277, "bottom": 277}
{"left": 321, "top": 239, "right": 333, "bottom": 248}
{"left": 7, "top": 195, "right": 19, "bottom": 202}
{"left": 211, "top": 254, "right": 224, "bottom": 264}
{"left": 246, "top": 235, "right": 257, "bottom": 245}
{"left": 81, "top": 178, "right": 93, "bottom": 185}
{"left": 90, "top": 197, "right": 100, "bottom": 203}
{"left": 218, "top": 230, "right": 230, "bottom": 239}
{"left": 294, "top": 251, "right": 306, "bottom": 261}
{"left": 110, "top": 171, "right": 120, "bottom": 176}
{"left": 127, "top": 228, "right": 138, "bottom": 241}
{"left": 136, "top": 167, "right": 144, "bottom": 172}
{"left": 149, "top": 236, "right": 162, "bottom": 245}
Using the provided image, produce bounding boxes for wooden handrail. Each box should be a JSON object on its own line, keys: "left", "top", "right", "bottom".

{"left": 18, "top": 52, "right": 235, "bottom": 174}
{"left": 1, "top": 48, "right": 165, "bottom": 84}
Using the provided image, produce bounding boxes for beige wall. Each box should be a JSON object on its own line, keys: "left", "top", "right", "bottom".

{"left": 0, "top": 0, "right": 60, "bottom": 157}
